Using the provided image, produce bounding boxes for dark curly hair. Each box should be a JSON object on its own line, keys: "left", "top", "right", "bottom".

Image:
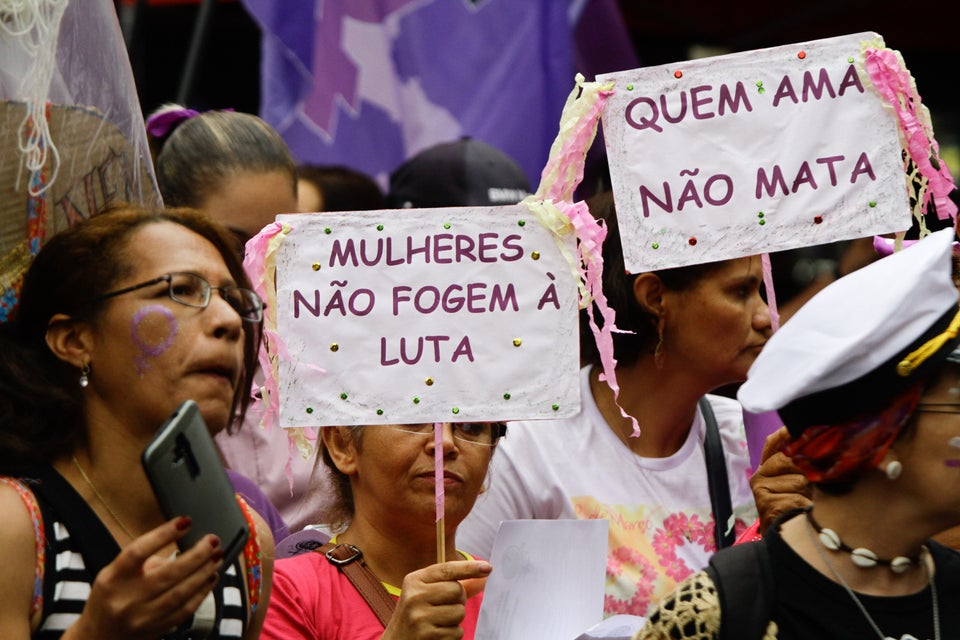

{"left": 0, "top": 205, "right": 262, "bottom": 472}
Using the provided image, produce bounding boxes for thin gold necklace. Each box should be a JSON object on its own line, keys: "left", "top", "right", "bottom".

{"left": 71, "top": 455, "right": 137, "bottom": 541}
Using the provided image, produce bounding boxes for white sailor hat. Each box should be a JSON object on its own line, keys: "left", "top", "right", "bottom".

{"left": 739, "top": 228, "right": 960, "bottom": 437}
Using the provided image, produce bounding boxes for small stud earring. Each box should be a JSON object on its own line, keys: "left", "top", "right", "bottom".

{"left": 79, "top": 363, "right": 90, "bottom": 389}
{"left": 885, "top": 460, "right": 902, "bottom": 481}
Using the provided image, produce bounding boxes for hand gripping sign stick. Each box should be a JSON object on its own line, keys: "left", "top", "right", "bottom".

{"left": 434, "top": 422, "right": 446, "bottom": 564}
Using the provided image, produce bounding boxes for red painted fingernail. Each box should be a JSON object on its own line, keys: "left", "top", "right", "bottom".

{"left": 209, "top": 535, "right": 221, "bottom": 549}
{"left": 175, "top": 516, "right": 192, "bottom": 531}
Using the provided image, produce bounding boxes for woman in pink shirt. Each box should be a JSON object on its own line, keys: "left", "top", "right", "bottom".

{"left": 262, "top": 422, "right": 503, "bottom": 639}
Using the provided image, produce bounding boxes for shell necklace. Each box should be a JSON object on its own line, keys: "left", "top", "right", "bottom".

{"left": 806, "top": 506, "right": 922, "bottom": 573}
{"left": 804, "top": 513, "right": 939, "bottom": 640}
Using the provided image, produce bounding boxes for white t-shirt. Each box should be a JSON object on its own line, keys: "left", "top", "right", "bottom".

{"left": 458, "top": 365, "right": 757, "bottom": 617}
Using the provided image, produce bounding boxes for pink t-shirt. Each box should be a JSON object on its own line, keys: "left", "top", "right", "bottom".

{"left": 261, "top": 551, "right": 484, "bottom": 640}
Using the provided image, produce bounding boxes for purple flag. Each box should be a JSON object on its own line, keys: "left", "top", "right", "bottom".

{"left": 241, "top": 0, "right": 609, "bottom": 188}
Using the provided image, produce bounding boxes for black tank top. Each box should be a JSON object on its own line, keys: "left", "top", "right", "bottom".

{"left": 22, "top": 466, "right": 248, "bottom": 640}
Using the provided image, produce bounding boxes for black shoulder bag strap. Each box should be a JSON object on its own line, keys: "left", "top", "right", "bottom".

{"left": 318, "top": 542, "right": 396, "bottom": 627}
{"left": 706, "top": 541, "right": 775, "bottom": 640}
{"left": 700, "top": 396, "right": 736, "bottom": 550}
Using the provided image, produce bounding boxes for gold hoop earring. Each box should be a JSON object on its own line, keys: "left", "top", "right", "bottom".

{"left": 653, "top": 317, "right": 665, "bottom": 369}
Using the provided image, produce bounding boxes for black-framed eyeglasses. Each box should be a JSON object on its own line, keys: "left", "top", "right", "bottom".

{"left": 91, "top": 272, "right": 264, "bottom": 323}
{"left": 381, "top": 422, "right": 506, "bottom": 447}
{"left": 916, "top": 403, "right": 960, "bottom": 414}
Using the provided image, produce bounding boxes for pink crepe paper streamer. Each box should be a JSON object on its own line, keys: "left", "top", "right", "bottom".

{"left": 434, "top": 422, "right": 444, "bottom": 522}
{"left": 244, "top": 222, "right": 314, "bottom": 493}
{"left": 569, "top": 200, "right": 640, "bottom": 437}
{"left": 243, "top": 222, "right": 290, "bottom": 432}
{"left": 874, "top": 235, "right": 911, "bottom": 256}
{"left": 741, "top": 255, "right": 782, "bottom": 472}
{"left": 524, "top": 73, "right": 638, "bottom": 435}
{"left": 534, "top": 73, "right": 615, "bottom": 204}
{"left": 863, "top": 47, "right": 957, "bottom": 225}
{"left": 874, "top": 235, "right": 960, "bottom": 257}
{"left": 760, "top": 253, "right": 780, "bottom": 332}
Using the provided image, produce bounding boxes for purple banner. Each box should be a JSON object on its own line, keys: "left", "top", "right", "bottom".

{"left": 242, "top": 0, "right": 636, "bottom": 189}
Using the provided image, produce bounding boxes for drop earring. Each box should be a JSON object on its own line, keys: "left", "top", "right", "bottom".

{"left": 653, "top": 316, "right": 665, "bottom": 370}
{"left": 79, "top": 363, "right": 90, "bottom": 388}
{"left": 885, "top": 460, "right": 902, "bottom": 480}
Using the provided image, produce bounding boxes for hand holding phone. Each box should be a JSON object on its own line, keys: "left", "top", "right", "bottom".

{"left": 142, "top": 400, "right": 249, "bottom": 571}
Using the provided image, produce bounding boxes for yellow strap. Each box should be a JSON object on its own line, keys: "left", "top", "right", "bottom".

{"left": 897, "top": 307, "right": 960, "bottom": 376}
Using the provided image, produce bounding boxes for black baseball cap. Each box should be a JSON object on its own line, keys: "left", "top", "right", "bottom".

{"left": 386, "top": 137, "right": 531, "bottom": 209}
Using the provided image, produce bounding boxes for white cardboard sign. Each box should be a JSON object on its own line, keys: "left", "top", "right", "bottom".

{"left": 274, "top": 207, "right": 580, "bottom": 427}
{"left": 597, "top": 32, "right": 912, "bottom": 272}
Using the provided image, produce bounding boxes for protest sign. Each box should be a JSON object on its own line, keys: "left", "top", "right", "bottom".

{"left": 272, "top": 206, "right": 580, "bottom": 427}
{"left": 598, "top": 32, "right": 912, "bottom": 272}
{"left": 1, "top": 103, "right": 160, "bottom": 321}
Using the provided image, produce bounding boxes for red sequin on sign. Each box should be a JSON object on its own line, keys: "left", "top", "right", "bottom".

{"left": 674, "top": 70, "right": 683, "bottom": 79}
{"left": 797, "top": 51, "right": 806, "bottom": 59}
{"left": 814, "top": 216, "right": 823, "bottom": 224}
{"left": 688, "top": 237, "right": 697, "bottom": 246}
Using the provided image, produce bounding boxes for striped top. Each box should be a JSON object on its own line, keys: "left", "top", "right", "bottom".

{"left": 8, "top": 468, "right": 250, "bottom": 640}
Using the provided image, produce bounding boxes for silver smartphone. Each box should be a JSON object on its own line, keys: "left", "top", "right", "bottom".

{"left": 142, "top": 400, "right": 249, "bottom": 572}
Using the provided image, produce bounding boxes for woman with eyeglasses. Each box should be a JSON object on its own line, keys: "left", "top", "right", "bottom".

{"left": 637, "top": 229, "right": 960, "bottom": 639}
{"left": 261, "top": 421, "right": 504, "bottom": 639}
{"left": 0, "top": 205, "right": 274, "bottom": 639}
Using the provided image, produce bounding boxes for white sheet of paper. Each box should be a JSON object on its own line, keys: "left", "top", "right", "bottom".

{"left": 475, "top": 519, "right": 609, "bottom": 640}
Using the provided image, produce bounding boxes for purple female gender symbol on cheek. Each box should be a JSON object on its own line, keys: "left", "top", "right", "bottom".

{"left": 131, "top": 305, "right": 179, "bottom": 375}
